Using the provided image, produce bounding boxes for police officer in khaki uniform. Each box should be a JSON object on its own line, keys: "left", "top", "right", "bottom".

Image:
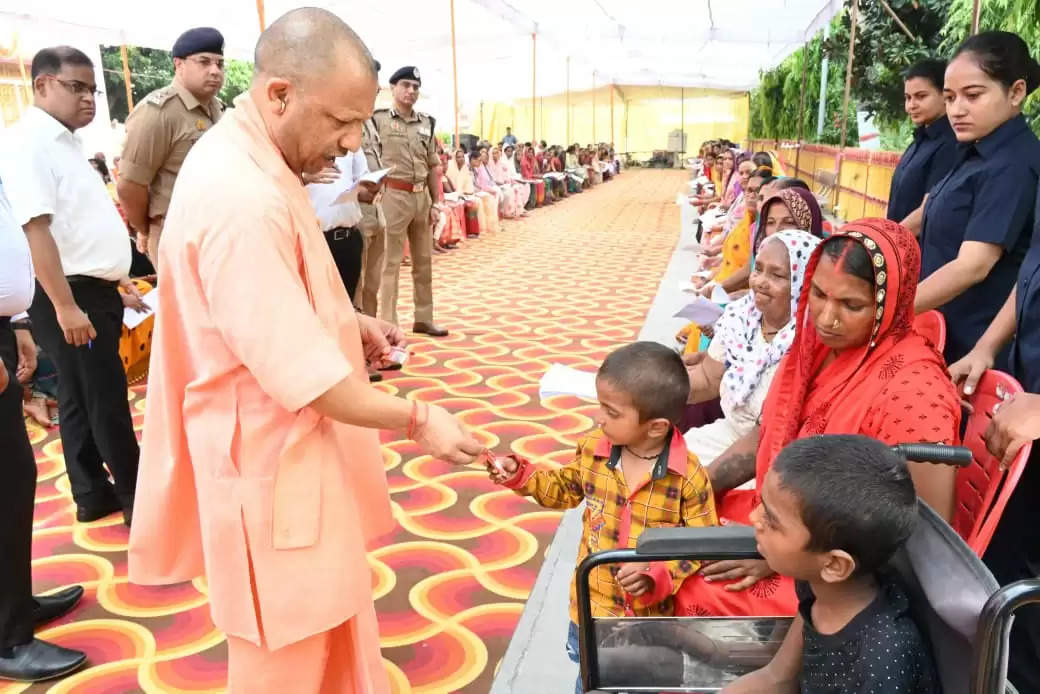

{"left": 372, "top": 65, "right": 448, "bottom": 337}
{"left": 356, "top": 116, "right": 385, "bottom": 316}
{"left": 117, "top": 27, "right": 225, "bottom": 270}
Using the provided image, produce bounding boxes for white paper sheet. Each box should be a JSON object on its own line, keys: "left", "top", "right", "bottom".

{"left": 332, "top": 166, "right": 395, "bottom": 205}
{"left": 711, "top": 285, "right": 731, "bottom": 303}
{"left": 674, "top": 296, "right": 725, "bottom": 325}
{"left": 122, "top": 288, "right": 159, "bottom": 329}
{"left": 538, "top": 363, "right": 598, "bottom": 402}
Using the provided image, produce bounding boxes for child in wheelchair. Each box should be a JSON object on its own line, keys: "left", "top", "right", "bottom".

{"left": 595, "top": 435, "right": 940, "bottom": 693}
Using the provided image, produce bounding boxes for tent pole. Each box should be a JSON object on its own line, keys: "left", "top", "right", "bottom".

{"left": 120, "top": 45, "right": 134, "bottom": 111}
{"left": 816, "top": 22, "right": 830, "bottom": 139}
{"left": 566, "top": 56, "right": 571, "bottom": 145}
{"left": 450, "top": 0, "right": 460, "bottom": 147}
{"left": 680, "top": 86, "right": 685, "bottom": 161}
{"left": 531, "top": 32, "right": 536, "bottom": 143}
{"left": 255, "top": 0, "right": 266, "bottom": 31}
{"left": 592, "top": 72, "right": 596, "bottom": 143}
{"left": 610, "top": 84, "right": 614, "bottom": 148}
{"left": 836, "top": 0, "right": 858, "bottom": 215}
{"left": 795, "top": 43, "right": 809, "bottom": 177}
{"left": 971, "top": 0, "right": 981, "bottom": 33}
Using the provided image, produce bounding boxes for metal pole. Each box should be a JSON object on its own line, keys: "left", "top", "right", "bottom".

{"left": 592, "top": 71, "right": 596, "bottom": 143}
{"left": 120, "top": 45, "right": 134, "bottom": 111}
{"left": 610, "top": 83, "right": 615, "bottom": 148}
{"left": 816, "top": 21, "right": 830, "bottom": 139}
{"left": 796, "top": 44, "right": 810, "bottom": 176}
{"left": 566, "top": 56, "right": 571, "bottom": 144}
{"left": 879, "top": 0, "right": 915, "bottom": 40}
{"left": 531, "top": 32, "right": 536, "bottom": 143}
{"left": 450, "top": 0, "right": 460, "bottom": 147}
{"left": 680, "top": 86, "right": 685, "bottom": 160}
{"left": 255, "top": 0, "right": 266, "bottom": 31}
{"left": 971, "top": 0, "right": 982, "bottom": 33}
{"left": 837, "top": 0, "right": 859, "bottom": 214}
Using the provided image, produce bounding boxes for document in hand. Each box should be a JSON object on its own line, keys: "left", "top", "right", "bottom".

{"left": 538, "top": 363, "right": 598, "bottom": 402}
{"left": 332, "top": 166, "right": 396, "bottom": 205}
{"left": 123, "top": 288, "right": 159, "bottom": 330}
{"left": 674, "top": 296, "right": 725, "bottom": 325}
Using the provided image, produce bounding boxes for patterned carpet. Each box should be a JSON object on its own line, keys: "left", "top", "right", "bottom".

{"left": 8, "top": 168, "right": 687, "bottom": 694}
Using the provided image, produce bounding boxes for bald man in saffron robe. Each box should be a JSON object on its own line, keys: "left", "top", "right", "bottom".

{"left": 127, "top": 10, "right": 483, "bottom": 692}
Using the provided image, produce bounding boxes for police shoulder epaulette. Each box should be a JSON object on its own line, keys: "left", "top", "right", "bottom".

{"left": 144, "top": 86, "right": 177, "bottom": 108}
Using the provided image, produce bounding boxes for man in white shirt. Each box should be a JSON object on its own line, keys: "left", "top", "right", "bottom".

{"left": 0, "top": 46, "right": 144, "bottom": 527}
{"left": 304, "top": 150, "right": 383, "bottom": 380}
{"left": 0, "top": 182, "right": 88, "bottom": 682}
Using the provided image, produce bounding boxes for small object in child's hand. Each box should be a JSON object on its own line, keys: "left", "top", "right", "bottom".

{"left": 388, "top": 347, "right": 409, "bottom": 365}
{"left": 483, "top": 449, "right": 506, "bottom": 475}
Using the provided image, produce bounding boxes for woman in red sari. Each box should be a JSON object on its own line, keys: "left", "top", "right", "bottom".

{"left": 675, "top": 218, "right": 961, "bottom": 618}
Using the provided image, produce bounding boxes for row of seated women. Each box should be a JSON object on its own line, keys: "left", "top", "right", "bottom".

{"left": 436, "top": 141, "right": 617, "bottom": 248}
{"left": 668, "top": 35, "right": 1040, "bottom": 692}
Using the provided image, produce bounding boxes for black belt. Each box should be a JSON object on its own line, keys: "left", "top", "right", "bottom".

{"left": 66, "top": 275, "right": 119, "bottom": 288}
{"left": 0, "top": 317, "right": 9, "bottom": 330}
{"left": 323, "top": 226, "right": 359, "bottom": 241}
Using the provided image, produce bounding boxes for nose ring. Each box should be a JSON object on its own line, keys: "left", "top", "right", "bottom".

{"left": 832, "top": 319, "right": 840, "bottom": 330}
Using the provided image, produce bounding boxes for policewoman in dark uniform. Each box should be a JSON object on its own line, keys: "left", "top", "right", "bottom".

{"left": 886, "top": 58, "right": 957, "bottom": 224}
{"left": 949, "top": 187, "right": 1040, "bottom": 694}
{"left": 913, "top": 32, "right": 1040, "bottom": 364}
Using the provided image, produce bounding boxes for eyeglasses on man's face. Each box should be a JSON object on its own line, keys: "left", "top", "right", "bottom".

{"left": 187, "top": 56, "right": 226, "bottom": 71}
{"left": 48, "top": 76, "right": 101, "bottom": 96}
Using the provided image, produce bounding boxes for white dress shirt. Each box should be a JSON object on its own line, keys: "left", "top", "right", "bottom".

{"left": 306, "top": 150, "right": 368, "bottom": 231}
{"left": 0, "top": 181, "right": 35, "bottom": 318}
{"left": 0, "top": 106, "right": 130, "bottom": 281}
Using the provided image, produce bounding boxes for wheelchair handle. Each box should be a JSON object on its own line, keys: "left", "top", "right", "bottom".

{"left": 890, "top": 443, "right": 973, "bottom": 467}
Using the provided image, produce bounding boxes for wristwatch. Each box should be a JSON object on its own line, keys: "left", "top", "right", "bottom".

{"left": 11, "top": 319, "right": 31, "bottom": 331}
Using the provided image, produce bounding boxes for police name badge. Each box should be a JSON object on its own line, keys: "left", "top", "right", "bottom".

{"left": 196, "top": 119, "right": 207, "bottom": 131}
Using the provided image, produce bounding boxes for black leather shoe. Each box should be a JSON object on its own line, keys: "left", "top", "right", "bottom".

{"left": 75, "top": 496, "right": 121, "bottom": 523}
{"left": 412, "top": 322, "right": 449, "bottom": 337}
{"left": 33, "top": 586, "right": 84, "bottom": 628}
{"left": 0, "top": 639, "right": 87, "bottom": 682}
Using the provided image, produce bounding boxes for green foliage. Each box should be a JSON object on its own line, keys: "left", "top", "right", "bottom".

{"left": 751, "top": 0, "right": 1040, "bottom": 147}
{"left": 101, "top": 45, "right": 253, "bottom": 121}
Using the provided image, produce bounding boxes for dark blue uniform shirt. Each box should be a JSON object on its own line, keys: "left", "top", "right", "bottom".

{"left": 887, "top": 115, "right": 958, "bottom": 223}
{"left": 1012, "top": 191, "right": 1040, "bottom": 393}
{"left": 920, "top": 115, "right": 1040, "bottom": 364}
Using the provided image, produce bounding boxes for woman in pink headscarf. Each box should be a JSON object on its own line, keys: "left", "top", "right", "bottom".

{"left": 490, "top": 145, "right": 525, "bottom": 218}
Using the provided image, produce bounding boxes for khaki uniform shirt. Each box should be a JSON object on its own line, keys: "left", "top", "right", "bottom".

{"left": 361, "top": 119, "right": 382, "bottom": 172}
{"left": 120, "top": 81, "right": 223, "bottom": 223}
{"left": 371, "top": 108, "right": 439, "bottom": 184}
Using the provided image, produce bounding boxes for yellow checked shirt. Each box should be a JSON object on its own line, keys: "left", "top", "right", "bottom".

{"left": 502, "top": 429, "right": 717, "bottom": 622}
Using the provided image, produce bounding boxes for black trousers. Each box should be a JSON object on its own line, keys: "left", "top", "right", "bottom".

{"left": 323, "top": 226, "right": 364, "bottom": 298}
{"left": 0, "top": 320, "right": 36, "bottom": 648}
{"left": 983, "top": 445, "right": 1040, "bottom": 691}
{"left": 28, "top": 280, "right": 139, "bottom": 508}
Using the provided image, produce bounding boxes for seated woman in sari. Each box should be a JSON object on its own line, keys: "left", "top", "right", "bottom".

{"left": 684, "top": 230, "right": 821, "bottom": 474}
{"left": 489, "top": 145, "right": 524, "bottom": 218}
{"left": 565, "top": 145, "right": 587, "bottom": 188}
{"left": 472, "top": 147, "right": 503, "bottom": 232}
{"left": 452, "top": 148, "right": 499, "bottom": 234}
{"left": 502, "top": 143, "right": 532, "bottom": 210}
{"left": 679, "top": 187, "right": 825, "bottom": 354}
{"left": 675, "top": 219, "right": 961, "bottom": 618}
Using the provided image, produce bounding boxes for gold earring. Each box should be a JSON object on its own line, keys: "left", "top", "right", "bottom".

{"left": 279, "top": 99, "right": 286, "bottom": 114}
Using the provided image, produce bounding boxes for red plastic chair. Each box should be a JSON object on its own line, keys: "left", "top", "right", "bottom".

{"left": 953, "top": 369, "right": 1032, "bottom": 556}
{"left": 914, "top": 310, "right": 947, "bottom": 353}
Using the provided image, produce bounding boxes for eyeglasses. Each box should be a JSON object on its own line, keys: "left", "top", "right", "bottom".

{"left": 48, "top": 77, "right": 101, "bottom": 96}
{"left": 187, "top": 56, "right": 225, "bottom": 70}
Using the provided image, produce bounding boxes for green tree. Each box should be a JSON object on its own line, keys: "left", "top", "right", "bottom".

{"left": 102, "top": 45, "right": 253, "bottom": 121}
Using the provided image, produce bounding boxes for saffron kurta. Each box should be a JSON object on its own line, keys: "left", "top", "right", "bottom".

{"left": 128, "top": 93, "right": 393, "bottom": 691}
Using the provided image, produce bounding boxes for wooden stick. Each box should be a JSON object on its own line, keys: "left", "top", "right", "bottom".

{"left": 531, "top": 32, "right": 536, "bottom": 143}
{"left": 255, "top": 0, "right": 266, "bottom": 31}
{"left": 837, "top": 0, "right": 859, "bottom": 216}
{"left": 972, "top": 0, "right": 982, "bottom": 33}
{"left": 450, "top": 0, "right": 460, "bottom": 147}
{"left": 796, "top": 46, "right": 809, "bottom": 175}
{"left": 879, "top": 0, "right": 915, "bottom": 41}
{"left": 120, "top": 45, "right": 134, "bottom": 111}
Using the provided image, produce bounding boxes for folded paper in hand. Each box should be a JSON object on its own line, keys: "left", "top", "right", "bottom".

{"left": 539, "top": 363, "right": 598, "bottom": 402}
{"left": 674, "top": 296, "right": 725, "bottom": 325}
{"left": 122, "top": 289, "right": 159, "bottom": 330}
{"left": 332, "top": 166, "right": 395, "bottom": 205}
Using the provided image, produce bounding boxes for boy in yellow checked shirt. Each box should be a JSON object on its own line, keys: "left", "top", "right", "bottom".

{"left": 486, "top": 342, "right": 718, "bottom": 694}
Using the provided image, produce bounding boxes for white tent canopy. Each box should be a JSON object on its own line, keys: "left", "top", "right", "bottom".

{"left": 1, "top": 0, "right": 840, "bottom": 148}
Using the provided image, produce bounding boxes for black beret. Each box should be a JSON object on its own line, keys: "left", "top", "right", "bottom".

{"left": 172, "top": 27, "right": 224, "bottom": 59}
{"left": 389, "top": 66, "right": 420, "bottom": 86}
{"left": 373, "top": 59, "right": 381, "bottom": 73}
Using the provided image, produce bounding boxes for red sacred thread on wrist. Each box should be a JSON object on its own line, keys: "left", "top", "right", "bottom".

{"left": 407, "top": 400, "right": 418, "bottom": 440}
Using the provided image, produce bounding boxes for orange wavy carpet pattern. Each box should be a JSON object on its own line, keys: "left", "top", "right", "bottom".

{"left": 8, "top": 169, "right": 686, "bottom": 693}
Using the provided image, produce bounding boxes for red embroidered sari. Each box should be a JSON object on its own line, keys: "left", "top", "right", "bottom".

{"left": 676, "top": 219, "right": 961, "bottom": 617}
